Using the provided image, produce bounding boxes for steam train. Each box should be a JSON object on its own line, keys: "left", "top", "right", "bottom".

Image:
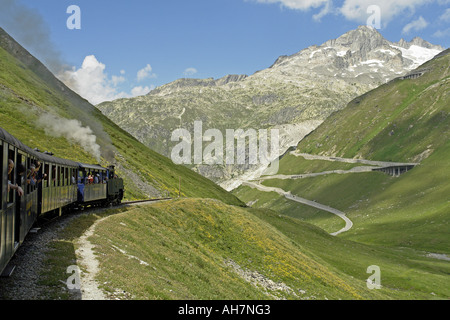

{"left": 0, "top": 127, "right": 124, "bottom": 276}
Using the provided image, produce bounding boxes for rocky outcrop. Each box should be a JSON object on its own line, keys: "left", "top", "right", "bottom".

{"left": 148, "top": 74, "right": 247, "bottom": 96}
{"left": 394, "top": 37, "right": 444, "bottom": 51}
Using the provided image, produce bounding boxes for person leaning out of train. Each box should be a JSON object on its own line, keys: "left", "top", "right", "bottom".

{"left": 7, "top": 159, "right": 24, "bottom": 197}
{"left": 33, "top": 161, "right": 45, "bottom": 184}
{"left": 26, "top": 169, "right": 35, "bottom": 186}
{"left": 27, "top": 163, "right": 37, "bottom": 186}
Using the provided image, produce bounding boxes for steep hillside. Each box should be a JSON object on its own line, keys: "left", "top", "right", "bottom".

{"left": 297, "top": 49, "right": 450, "bottom": 162}
{"left": 235, "top": 49, "right": 450, "bottom": 253}
{"left": 36, "top": 198, "right": 449, "bottom": 300}
{"left": 43, "top": 198, "right": 434, "bottom": 300}
{"left": 97, "top": 26, "right": 443, "bottom": 185}
{"left": 0, "top": 27, "right": 242, "bottom": 205}
{"left": 231, "top": 51, "right": 449, "bottom": 299}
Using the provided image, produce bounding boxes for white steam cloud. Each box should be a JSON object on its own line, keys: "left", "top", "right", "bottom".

{"left": 37, "top": 114, "right": 101, "bottom": 162}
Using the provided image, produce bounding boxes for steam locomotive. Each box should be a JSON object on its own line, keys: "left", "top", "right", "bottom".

{"left": 0, "top": 127, "right": 124, "bottom": 276}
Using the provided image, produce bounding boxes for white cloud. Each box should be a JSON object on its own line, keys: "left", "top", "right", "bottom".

{"left": 58, "top": 55, "right": 129, "bottom": 105}
{"left": 402, "top": 16, "right": 428, "bottom": 34}
{"left": 432, "top": 27, "right": 450, "bottom": 37}
{"left": 137, "top": 64, "right": 157, "bottom": 82}
{"left": 439, "top": 8, "right": 450, "bottom": 21}
{"left": 58, "top": 55, "right": 156, "bottom": 105}
{"left": 312, "top": 0, "right": 332, "bottom": 21}
{"left": 111, "top": 75, "right": 125, "bottom": 86}
{"left": 253, "top": 0, "right": 333, "bottom": 20}
{"left": 253, "top": 0, "right": 435, "bottom": 25}
{"left": 183, "top": 67, "right": 198, "bottom": 76}
{"left": 340, "top": 0, "right": 431, "bottom": 26}
{"left": 253, "top": 0, "right": 331, "bottom": 10}
{"left": 131, "top": 85, "right": 154, "bottom": 96}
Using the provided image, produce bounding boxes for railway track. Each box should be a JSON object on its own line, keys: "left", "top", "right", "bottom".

{"left": 1, "top": 197, "right": 174, "bottom": 281}
{"left": 121, "top": 197, "right": 173, "bottom": 205}
{"left": 28, "top": 198, "right": 173, "bottom": 238}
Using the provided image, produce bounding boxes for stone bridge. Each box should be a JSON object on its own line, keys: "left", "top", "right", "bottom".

{"left": 372, "top": 164, "right": 417, "bottom": 177}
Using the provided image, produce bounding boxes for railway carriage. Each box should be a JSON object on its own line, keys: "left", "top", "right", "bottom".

{"left": 1, "top": 128, "right": 44, "bottom": 275}
{"left": 39, "top": 153, "right": 79, "bottom": 215}
{"left": 0, "top": 127, "right": 124, "bottom": 276}
{"left": 77, "top": 163, "right": 108, "bottom": 205}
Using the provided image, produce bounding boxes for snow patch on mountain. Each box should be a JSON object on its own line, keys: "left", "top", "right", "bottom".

{"left": 390, "top": 45, "right": 443, "bottom": 70}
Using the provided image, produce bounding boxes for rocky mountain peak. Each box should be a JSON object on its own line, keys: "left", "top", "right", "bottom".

{"left": 266, "top": 25, "right": 443, "bottom": 85}
{"left": 394, "top": 37, "right": 444, "bottom": 51}
{"left": 324, "top": 25, "right": 385, "bottom": 52}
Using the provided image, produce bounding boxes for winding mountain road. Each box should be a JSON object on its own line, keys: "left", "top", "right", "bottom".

{"left": 243, "top": 181, "right": 353, "bottom": 236}
{"left": 244, "top": 153, "right": 419, "bottom": 236}
{"left": 291, "top": 152, "right": 419, "bottom": 167}
{"left": 259, "top": 165, "right": 379, "bottom": 181}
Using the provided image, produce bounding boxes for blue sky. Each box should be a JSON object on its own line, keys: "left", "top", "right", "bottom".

{"left": 1, "top": 0, "right": 449, "bottom": 104}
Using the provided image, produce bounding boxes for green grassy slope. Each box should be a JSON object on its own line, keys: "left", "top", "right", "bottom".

{"left": 85, "top": 199, "right": 395, "bottom": 299}
{"left": 42, "top": 199, "right": 447, "bottom": 300}
{"left": 298, "top": 50, "right": 450, "bottom": 161}
{"left": 236, "top": 50, "right": 449, "bottom": 249}
{"left": 290, "top": 49, "right": 450, "bottom": 251}
{"left": 0, "top": 28, "right": 241, "bottom": 205}
{"left": 233, "top": 51, "right": 450, "bottom": 299}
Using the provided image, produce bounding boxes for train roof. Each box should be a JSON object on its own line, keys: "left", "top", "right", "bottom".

{"left": 77, "top": 163, "right": 107, "bottom": 171}
{"left": 0, "top": 127, "right": 30, "bottom": 151}
{"left": 36, "top": 151, "right": 80, "bottom": 167}
{"left": 1, "top": 127, "right": 86, "bottom": 168}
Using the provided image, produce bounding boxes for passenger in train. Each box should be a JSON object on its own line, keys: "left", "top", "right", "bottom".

{"left": 34, "top": 167, "right": 45, "bottom": 186}
{"left": 26, "top": 169, "right": 35, "bottom": 186}
{"left": 94, "top": 173, "right": 99, "bottom": 184}
{"left": 34, "top": 161, "right": 41, "bottom": 173}
{"left": 27, "top": 163, "right": 37, "bottom": 186}
{"left": 17, "top": 163, "right": 26, "bottom": 182}
{"left": 7, "top": 160, "right": 24, "bottom": 197}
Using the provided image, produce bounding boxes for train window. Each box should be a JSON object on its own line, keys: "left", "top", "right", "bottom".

{"left": 0, "top": 142, "right": 3, "bottom": 206}
{"left": 26, "top": 157, "right": 31, "bottom": 193}
{"left": 51, "top": 165, "right": 56, "bottom": 187}
{"left": 71, "top": 168, "right": 76, "bottom": 184}
{"left": 34, "top": 160, "right": 42, "bottom": 190}
{"left": 60, "top": 166, "right": 64, "bottom": 187}
{"left": 78, "top": 170, "right": 84, "bottom": 184}
{"left": 32, "top": 158, "right": 37, "bottom": 192}
{"left": 17, "top": 153, "right": 24, "bottom": 193}
{"left": 43, "top": 163, "right": 49, "bottom": 188}
{"left": 7, "top": 148, "right": 15, "bottom": 203}
{"left": 27, "top": 157, "right": 37, "bottom": 193}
